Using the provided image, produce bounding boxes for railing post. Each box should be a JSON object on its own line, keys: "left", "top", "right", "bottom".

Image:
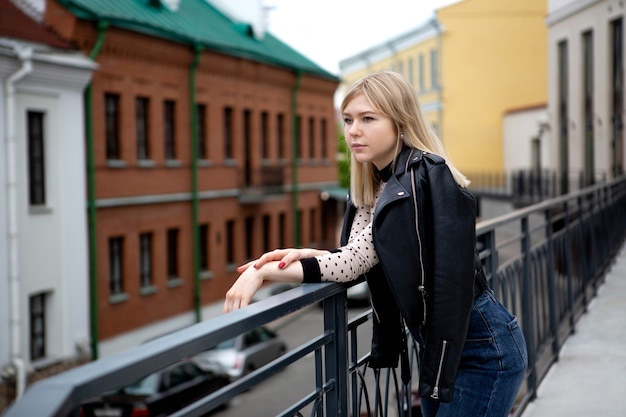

{"left": 544, "top": 209, "right": 559, "bottom": 357}
{"left": 562, "top": 201, "right": 576, "bottom": 332}
{"left": 520, "top": 216, "right": 537, "bottom": 399}
{"left": 323, "top": 291, "right": 349, "bottom": 417}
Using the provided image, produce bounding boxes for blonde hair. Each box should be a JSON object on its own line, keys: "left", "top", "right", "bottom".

{"left": 340, "top": 71, "right": 469, "bottom": 207}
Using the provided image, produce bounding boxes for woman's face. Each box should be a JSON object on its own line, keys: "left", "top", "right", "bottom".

{"left": 342, "top": 94, "right": 398, "bottom": 170}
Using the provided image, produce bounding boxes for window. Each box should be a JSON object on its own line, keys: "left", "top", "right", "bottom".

{"left": 27, "top": 111, "right": 46, "bottom": 205}
{"left": 278, "top": 212, "right": 286, "bottom": 248}
{"left": 224, "top": 107, "right": 233, "bottom": 160}
{"left": 320, "top": 118, "right": 328, "bottom": 159}
{"left": 167, "top": 228, "right": 179, "bottom": 280}
{"left": 109, "top": 237, "right": 124, "bottom": 295}
{"left": 261, "top": 111, "right": 269, "bottom": 159}
{"left": 226, "top": 220, "right": 235, "bottom": 265}
{"left": 262, "top": 215, "right": 271, "bottom": 253}
{"left": 408, "top": 57, "right": 415, "bottom": 87}
{"left": 308, "top": 117, "right": 315, "bottom": 159}
{"left": 196, "top": 103, "right": 207, "bottom": 159}
{"left": 309, "top": 208, "right": 317, "bottom": 245}
{"left": 139, "top": 232, "right": 153, "bottom": 288}
{"left": 418, "top": 54, "right": 425, "bottom": 91}
{"left": 430, "top": 49, "right": 439, "bottom": 89}
{"left": 199, "top": 224, "right": 209, "bottom": 271}
{"left": 164, "top": 100, "right": 176, "bottom": 160}
{"left": 277, "top": 113, "right": 285, "bottom": 159}
{"left": 243, "top": 109, "right": 252, "bottom": 185}
{"left": 582, "top": 30, "right": 594, "bottom": 186}
{"left": 136, "top": 97, "right": 150, "bottom": 160}
{"left": 105, "top": 93, "right": 120, "bottom": 160}
{"left": 558, "top": 40, "right": 569, "bottom": 194}
{"left": 30, "top": 293, "right": 46, "bottom": 361}
{"left": 612, "top": 18, "right": 624, "bottom": 176}
{"left": 296, "top": 115, "right": 303, "bottom": 159}
{"left": 245, "top": 216, "right": 254, "bottom": 260}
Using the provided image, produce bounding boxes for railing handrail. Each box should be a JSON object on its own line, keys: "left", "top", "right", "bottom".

{"left": 477, "top": 174, "right": 625, "bottom": 232}
{"left": 2, "top": 282, "right": 347, "bottom": 417}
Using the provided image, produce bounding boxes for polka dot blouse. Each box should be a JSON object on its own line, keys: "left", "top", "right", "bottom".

{"left": 301, "top": 182, "right": 385, "bottom": 283}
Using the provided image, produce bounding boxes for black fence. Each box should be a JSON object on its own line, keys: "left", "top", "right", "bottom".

{"left": 4, "top": 175, "right": 626, "bottom": 417}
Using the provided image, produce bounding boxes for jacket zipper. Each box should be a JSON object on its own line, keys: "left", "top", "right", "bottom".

{"left": 410, "top": 168, "right": 428, "bottom": 324}
{"left": 431, "top": 339, "right": 448, "bottom": 400}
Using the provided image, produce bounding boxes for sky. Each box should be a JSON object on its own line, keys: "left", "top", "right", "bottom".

{"left": 263, "top": 0, "right": 461, "bottom": 75}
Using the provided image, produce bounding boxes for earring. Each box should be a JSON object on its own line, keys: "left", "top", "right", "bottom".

{"left": 400, "top": 131, "right": 404, "bottom": 140}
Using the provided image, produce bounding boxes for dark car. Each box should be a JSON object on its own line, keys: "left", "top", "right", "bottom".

{"left": 192, "top": 326, "right": 287, "bottom": 381}
{"left": 80, "top": 359, "right": 229, "bottom": 417}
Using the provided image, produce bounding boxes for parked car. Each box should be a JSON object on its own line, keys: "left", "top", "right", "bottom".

{"left": 80, "top": 359, "right": 229, "bottom": 417}
{"left": 192, "top": 326, "right": 287, "bottom": 381}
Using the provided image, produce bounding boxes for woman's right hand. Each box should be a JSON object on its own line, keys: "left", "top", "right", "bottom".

{"left": 237, "top": 248, "right": 329, "bottom": 273}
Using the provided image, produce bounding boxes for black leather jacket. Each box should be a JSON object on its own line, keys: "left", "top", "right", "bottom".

{"left": 339, "top": 146, "right": 482, "bottom": 402}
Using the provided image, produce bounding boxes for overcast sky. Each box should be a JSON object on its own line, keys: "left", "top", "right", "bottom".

{"left": 264, "top": 0, "right": 461, "bottom": 75}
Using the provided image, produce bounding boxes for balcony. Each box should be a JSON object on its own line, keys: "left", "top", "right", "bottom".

{"left": 3, "top": 176, "right": 626, "bottom": 417}
{"left": 239, "top": 166, "right": 286, "bottom": 203}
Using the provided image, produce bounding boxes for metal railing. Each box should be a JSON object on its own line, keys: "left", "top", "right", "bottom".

{"left": 4, "top": 175, "right": 626, "bottom": 417}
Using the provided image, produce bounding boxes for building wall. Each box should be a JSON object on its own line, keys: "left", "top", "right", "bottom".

{"left": 547, "top": 0, "right": 625, "bottom": 182}
{"left": 44, "top": 5, "right": 339, "bottom": 353}
{"left": 438, "top": 0, "right": 548, "bottom": 173}
{"left": 0, "top": 41, "right": 94, "bottom": 376}
{"left": 503, "top": 104, "right": 550, "bottom": 173}
{"left": 339, "top": 20, "right": 442, "bottom": 128}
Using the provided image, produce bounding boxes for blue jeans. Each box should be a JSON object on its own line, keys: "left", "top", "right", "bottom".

{"left": 420, "top": 290, "right": 528, "bottom": 417}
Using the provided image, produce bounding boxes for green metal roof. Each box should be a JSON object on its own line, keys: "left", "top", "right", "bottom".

{"left": 57, "top": 0, "right": 338, "bottom": 80}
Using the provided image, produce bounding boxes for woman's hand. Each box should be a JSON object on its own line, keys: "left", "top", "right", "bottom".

{"left": 224, "top": 260, "right": 306, "bottom": 313}
{"left": 237, "top": 248, "right": 329, "bottom": 273}
{"left": 223, "top": 265, "right": 265, "bottom": 313}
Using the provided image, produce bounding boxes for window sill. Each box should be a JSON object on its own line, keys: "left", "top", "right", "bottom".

{"left": 200, "top": 270, "right": 214, "bottom": 280}
{"left": 197, "top": 159, "right": 213, "bottom": 168}
{"left": 137, "top": 159, "right": 156, "bottom": 168}
{"left": 140, "top": 285, "right": 158, "bottom": 296}
{"left": 29, "top": 205, "right": 53, "bottom": 215}
{"left": 109, "top": 292, "right": 129, "bottom": 304}
{"left": 107, "top": 160, "right": 128, "bottom": 168}
{"left": 165, "top": 159, "right": 182, "bottom": 168}
{"left": 225, "top": 264, "right": 237, "bottom": 273}
{"left": 167, "top": 277, "right": 183, "bottom": 288}
{"left": 224, "top": 159, "right": 237, "bottom": 167}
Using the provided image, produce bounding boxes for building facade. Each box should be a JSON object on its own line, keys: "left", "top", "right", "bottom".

{"left": 547, "top": 0, "right": 625, "bottom": 191}
{"left": 0, "top": 0, "right": 95, "bottom": 404}
{"left": 339, "top": 19, "right": 443, "bottom": 131}
{"left": 41, "top": 0, "right": 340, "bottom": 357}
{"left": 339, "top": 0, "right": 548, "bottom": 178}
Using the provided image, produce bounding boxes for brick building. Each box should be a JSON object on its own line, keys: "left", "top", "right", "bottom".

{"left": 43, "top": 0, "right": 340, "bottom": 357}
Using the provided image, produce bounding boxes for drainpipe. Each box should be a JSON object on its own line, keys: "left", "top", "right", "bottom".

{"left": 290, "top": 70, "right": 302, "bottom": 247}
{"left": 189, "top": 44, "right": 202, "bottom": 323}
{"left": 86, "top": 21, "right": 109, "bottom": 360}
{"left": 3, "top": 40, "right": 33, "bottom": 399}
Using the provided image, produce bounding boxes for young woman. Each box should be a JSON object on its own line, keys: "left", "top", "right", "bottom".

{"left": 224, "top": 71, "right": 527, "bottom": 417}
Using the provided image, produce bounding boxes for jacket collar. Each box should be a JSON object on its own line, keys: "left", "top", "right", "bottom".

{"left": 393, "top": 146, "right": 423, "bottom": 178}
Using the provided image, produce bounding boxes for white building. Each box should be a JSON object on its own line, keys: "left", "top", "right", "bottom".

{"left": 547, "top": 0, "right": 626, "bottom": 189}
{"left": 0, "top": 0, "right": 95, "bottom": 399}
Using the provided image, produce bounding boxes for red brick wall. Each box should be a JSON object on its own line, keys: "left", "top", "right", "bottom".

{"left": 44, "top": 3, "right": 339, "bottom": 341}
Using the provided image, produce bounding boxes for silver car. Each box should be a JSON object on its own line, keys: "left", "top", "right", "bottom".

{"left": 193, "top": 326, "right": 287, "bottom": 381}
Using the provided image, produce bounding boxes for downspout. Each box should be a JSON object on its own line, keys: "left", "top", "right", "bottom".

{"left": 189, "top": 44, "right": 202, "bottom": 323}
{"left": 86, "top": 20, "right": 109, "bottom": 360}
{"left": 291, "top": 70, "right": 302, "bottom": 247}
{"left": 3, "top": 41, "right": 33, "bottom": 399}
